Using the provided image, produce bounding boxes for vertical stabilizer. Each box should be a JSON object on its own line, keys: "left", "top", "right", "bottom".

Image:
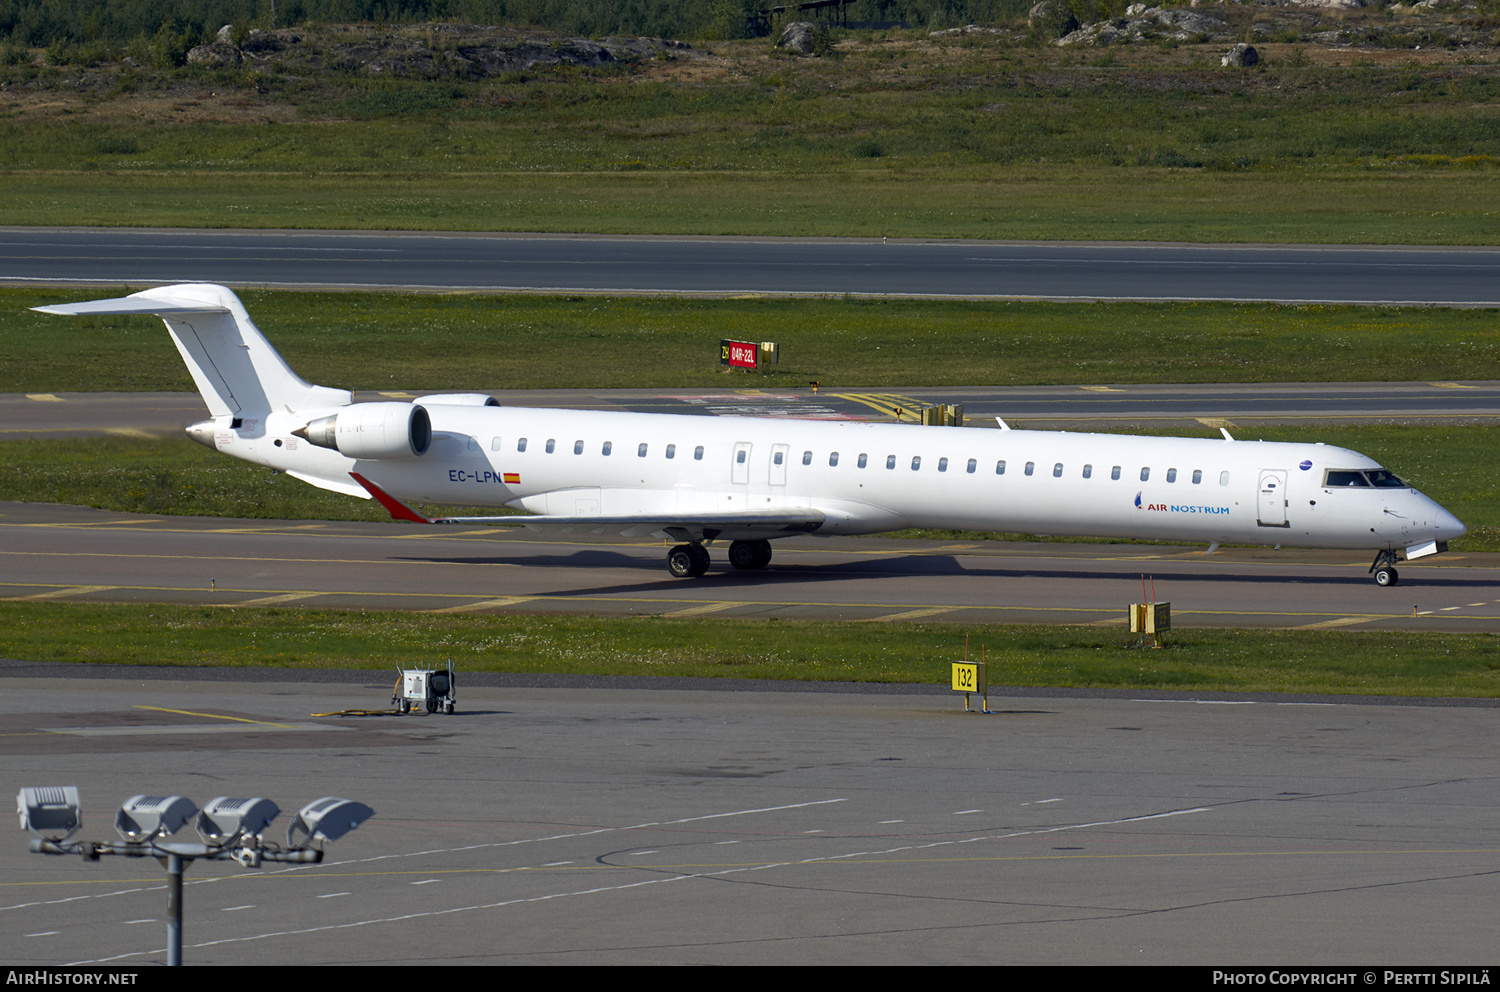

{"left": 33, "top": 284, "right": 351, "bottom": 417}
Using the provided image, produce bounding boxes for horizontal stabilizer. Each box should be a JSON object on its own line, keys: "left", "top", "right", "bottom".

{"left": 33, "top": 297, "right": 229, "bottom": 317}
{"left": 36, "top": 284, "right": 351, "bottom": 418}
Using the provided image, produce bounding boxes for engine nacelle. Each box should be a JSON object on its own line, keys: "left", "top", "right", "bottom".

{"left": 419, "top": 393, "right": 500, "bottom": 407}
{"left": 295, "top": 403, "right": 431, "bottom": 459}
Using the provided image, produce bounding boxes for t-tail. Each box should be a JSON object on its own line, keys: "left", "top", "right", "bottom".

{"left": 34, "top": 283, "right": 353, "bottom": 417}
{"left": 33, "top": 283, "right": 432, "bottom": 497}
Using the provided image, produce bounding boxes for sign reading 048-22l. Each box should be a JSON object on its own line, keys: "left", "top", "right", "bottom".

{"left": 721, "top": 339, "right": 759, "bottom": 369}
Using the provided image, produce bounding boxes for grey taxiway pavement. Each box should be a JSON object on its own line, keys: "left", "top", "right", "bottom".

{"left": 2, "top": 669, "right": 1496, "bottom": 965}
{"left": 5, "top": 228, "right": 1500, "bottom": 304}
{"left": 3, "top": 501, "right": 1496, "bottom": 630}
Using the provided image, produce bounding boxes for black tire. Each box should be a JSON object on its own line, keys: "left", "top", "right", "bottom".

{"left": 667, "top": 545, "right": 697, "bottom": 578}
{"left": 1374, "top": 567, "right": 1399, "bottom": 587}
{"left": 426, "top": 698, "right": 438, "bottom": 714}
{"left": 687, "top": 544, "right": 711, "bottom": 576}
{"left": 729, "top": 540, "right": 773, "bottom": 570}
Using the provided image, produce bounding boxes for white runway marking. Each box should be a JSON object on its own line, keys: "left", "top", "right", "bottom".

{"left": 68, "top": 803, "right": 1211, "bottom": 964}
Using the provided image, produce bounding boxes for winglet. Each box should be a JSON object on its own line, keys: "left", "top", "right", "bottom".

{"left": 350, "top": 472, "right": 431, "bottom": 523}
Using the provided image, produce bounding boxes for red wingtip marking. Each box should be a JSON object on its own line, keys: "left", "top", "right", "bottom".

{"left": 349, "top": 472, "right": 431, "bottom": 523}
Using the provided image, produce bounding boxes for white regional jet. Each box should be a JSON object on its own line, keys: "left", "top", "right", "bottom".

{"left": 37, "top": 284, "right": 1465, "bottom": 586}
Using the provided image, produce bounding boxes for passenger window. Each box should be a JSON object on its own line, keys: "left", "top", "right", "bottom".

{"left": 574, "top": 440, "right": 584, "bottom": 455}
{"left": 802, "top": 450, "right": 812, "bottom": 466}
{"left": 996, "top": 460, "right": 1006, "bottom": 475}
{"left": 1140, "top": 467, "right": 1150, "bottom": 482}
{"left": 666, "top": 444, "right": 676, "bottom": 459}
{"left": 602, "top": 441, "right": 613, "bottom": 456}
{"left": 1025, "top": 462, "right": 1035, "bottom": 476}
{"left": 517, "top": 437, "right": 528, "bottom": 452}
{"left": 1111, "top": 465, "right": 1121, "bottom": 481}
{"left": 491, "top": 437, "right": 503, "bottom": 451}
{"left": 858, "top": 453, "right": 868, "bottom": 469}
{"left": 694, "top": 445, "right": 704, "bottom": 460}
{"left": 1082, "top": 464, "right": 1092, "bottom": 479}
{"left": 1192, "top": 469, "right": 1202, "bottom": 484}
{"left": 545, "top": 438, "right": 556, "bottom": 454}
{"left": 829, "top": 452, "right": 840, "bottom": 467}
{"left": 886, "top": 455, "right": 896, "bottom": 469}
{"left": 967, "top": 458, "right": 977, "bottom": 474}
{"left": 736, "top": 450, "right": 747, "bottom": 464}
{"left": 1167, "top": 468, "right": 1177, "bottom": 483}
{"left": 1220, "top": 471, "right": 1230, "bottom": 486}
{"left": 911, "top": 456, "right": 922, "bottom": 471}
{"left": 639, "top": 443, "right": 648, "bottom": 457}
{"left": 1053, "top": 463, "right": 1063, "bottom": 478}
{"left": 774, "top": 450, "right": 784, "bottom": 466}
{"left": 938, "top": 457, "right": 948, "bottom": 472}
{"left": 467, "top": 437, "right": 479, "bottom": 451}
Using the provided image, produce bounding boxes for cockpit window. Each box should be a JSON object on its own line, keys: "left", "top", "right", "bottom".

{"left": 1324, "top": 469, "right": 1408, "bottom": 489}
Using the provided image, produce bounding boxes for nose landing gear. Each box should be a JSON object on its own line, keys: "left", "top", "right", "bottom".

{"left": 1370, "top": 549, "right": 1401, "bottom": 587}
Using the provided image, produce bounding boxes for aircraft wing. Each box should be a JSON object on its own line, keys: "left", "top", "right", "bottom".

{"left": 350, "top": 473, "right": 824, "bottom": 540}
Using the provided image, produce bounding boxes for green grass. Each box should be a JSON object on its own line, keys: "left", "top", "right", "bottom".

{"left": 3, "top": 603, "right": 1497, "bottom": 696}
{"left": 3, "top": 424, "right": 1497, "bottom": 548}
{"left": 2, "top": 167, "right": 1498, "bottom": 243}
{"left": 4, "top": 35, "right": 1500, "bottom": 241}
{"left": 7, "top": 289, "right": 1500, "bottom": 392}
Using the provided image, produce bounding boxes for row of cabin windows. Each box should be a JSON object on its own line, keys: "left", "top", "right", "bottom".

{"left": 494, "top": 436, "right": 1231, "bottom": 486}
{"left": 499, "top": 437, "right": 707, "bottom": 461}
{"left": 803, "top": 451, "right": 1231, "bottom": 486}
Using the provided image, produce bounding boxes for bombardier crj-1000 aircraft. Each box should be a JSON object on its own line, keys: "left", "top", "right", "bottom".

{"left": 38, "top": 284, "right": 1465, "bottom": 586}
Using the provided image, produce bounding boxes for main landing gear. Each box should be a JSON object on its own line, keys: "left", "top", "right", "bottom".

{"left": 727, "top": 539, "right": 773, "bottom": 571}
{"left": 665, "top": 540, "right": 773, "bottom": 578}
{"left": 1370, "top": 549, "right": 1400, "bottom": 587}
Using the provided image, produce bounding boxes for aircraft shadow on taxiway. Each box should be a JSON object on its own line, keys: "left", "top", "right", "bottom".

{"left": 386, "top": 549, "right": 1495, "bottom": 593}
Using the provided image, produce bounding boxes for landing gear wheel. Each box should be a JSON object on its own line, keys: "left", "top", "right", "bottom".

{"left": 728, "top": 540, "right": 773, "bottom": 570}
{"left": 1370, "top": 549, "right": 1402, "bottom": 588}
{"left": 667, "top": 543, "right": 710, "bottom": 578}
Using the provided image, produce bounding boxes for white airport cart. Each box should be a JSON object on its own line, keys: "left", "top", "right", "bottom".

{"left": 393, "top": 660, "right": 456, "bottom": 715}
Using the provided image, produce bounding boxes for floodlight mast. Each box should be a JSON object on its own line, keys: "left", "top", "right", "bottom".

{"left": 18, "top": 788, "right": 372, "bottom": 967}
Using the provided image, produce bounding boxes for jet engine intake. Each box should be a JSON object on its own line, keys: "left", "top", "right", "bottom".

{"left": 295, "top": 403, "right": 432, "bottom": 459}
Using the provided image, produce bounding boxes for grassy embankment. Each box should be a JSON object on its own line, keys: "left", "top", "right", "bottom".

{"left": 6, "top": 289, "right": 1500, "bottom": 392}
{"left": 2, "top": 603, "right": 1497, "bottom": 697}
{"left": 2, "top": 32, "right": 1499, "bottom": 240}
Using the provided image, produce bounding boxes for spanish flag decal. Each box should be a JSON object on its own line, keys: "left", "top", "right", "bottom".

{"left": 503, "top": 472, "right": 520, "bottom": 485}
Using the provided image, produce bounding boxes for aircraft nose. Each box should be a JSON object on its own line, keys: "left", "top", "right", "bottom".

{"left": 1435, "top": 505, "right": 1467, "bottom": 542}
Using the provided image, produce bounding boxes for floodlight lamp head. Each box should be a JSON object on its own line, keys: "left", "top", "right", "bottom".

{"left": 17, "top": 787, "right": 81, "bottom": 841}
{"left": 114, "top": 795, "right": 197, "bottom": 843}
{"left": 197, "top": 797, "right": 280, "bottom": 846}
{"left": 286, "top": 797, "right": 374, "bottom": 849}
